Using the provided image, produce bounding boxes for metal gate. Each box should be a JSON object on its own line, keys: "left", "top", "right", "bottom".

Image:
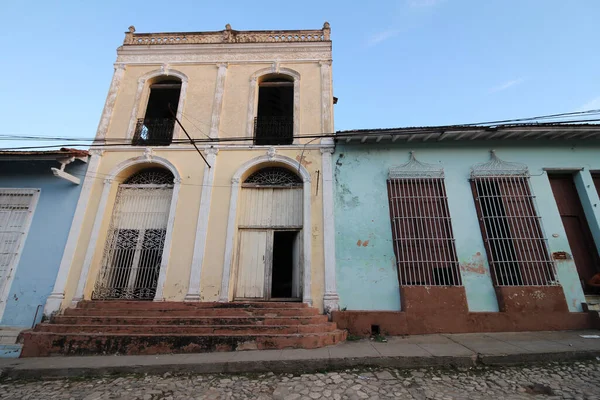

{"left": 93, "top": 169, "right": 173, "bottom": 300}
{"left": 0, "top": 189, "right": 38, "bottom": 313}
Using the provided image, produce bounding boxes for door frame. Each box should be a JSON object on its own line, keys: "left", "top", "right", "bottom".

{"left": 220, "top": 154, "right": 312, "bottom": 304}
{"left": 0, "top": 188, "right": 40, "bottom": 321}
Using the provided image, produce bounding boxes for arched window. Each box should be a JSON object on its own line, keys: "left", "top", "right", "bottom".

{"left": 93, "top": 167, "right": 175, "bottom": 300}
{"left": 132, "top": 78, "right": 182, "bottom": 146}
{"left": 244, "top": 167, "right": 303, "bottom": 187}
{"left": 254, "top": 75, "right": 294, "bottom": 146}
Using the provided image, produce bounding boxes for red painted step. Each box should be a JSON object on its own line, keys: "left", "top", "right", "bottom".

{"left": 19, "top": 301, "right": 346, "bottom": 357}
{"left": 63, "top": 307, "right": 319, "bottom": 317}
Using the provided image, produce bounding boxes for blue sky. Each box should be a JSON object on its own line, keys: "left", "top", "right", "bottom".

{"left": 1, "top": 0, "right": 599, "bottom": 148}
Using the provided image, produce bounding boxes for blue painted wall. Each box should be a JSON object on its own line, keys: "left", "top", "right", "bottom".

{"left": 0, "top": 159, "right": 87, "bottom": 327}
{"left": 334, "top": 141, "right": 600, "bottom": 313}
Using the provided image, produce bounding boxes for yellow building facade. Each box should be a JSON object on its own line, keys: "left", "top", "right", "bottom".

{"left": 43, "top": 24, "right": 340, "bottom": 316}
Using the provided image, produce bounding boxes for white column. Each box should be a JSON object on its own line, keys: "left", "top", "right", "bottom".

{"left": 219, "top": 177, "right": 241, "bottom": 302}
{"left": 71, "top": 177, "right": 113, "bottom": 307}
{"left": 153, "top": 178, "right": 182, "bottom": 301}
{"left": 319, "top": 61, "right": 333, "bottom": 134}
{"left": 321, "top": 139, "right": 339, "bottom": 313}
{"left": 209, "top": 64, "right": 228, "bottom": 139}
{"left": 185, "top": 148, "right": 218, "bottom": 301}
{"left": 96, "top": 65, "right": 126, "bottom": 140}
{"left": 44, "top": 150, "right": 103, "bottom": 316}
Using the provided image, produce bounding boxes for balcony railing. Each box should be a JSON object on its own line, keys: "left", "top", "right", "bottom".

{"left": 254, "top": 116, "right": 294, "bottom": 145}
{"left": 132, "top": 118, "right": 175, "bottom": 146}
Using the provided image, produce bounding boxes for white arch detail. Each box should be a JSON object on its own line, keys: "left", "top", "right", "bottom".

{"left": 246, "top": 66, "right": 301, "bottom": 144}
{"left": 126, "top": 67, "right": 189, "bottom": 141}
{"left": 219, "top": 154, "right": 312, "bottom": 305}
{"left": 71, "top": 154, "right": 182, "bottom": 306}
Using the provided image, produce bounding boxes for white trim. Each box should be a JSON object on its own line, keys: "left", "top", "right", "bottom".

{"left": 71, "top": 155, "right": 181, "bottom": 306}
{"left": 96, "top": 65, "right": 126, "bottom": 140}
{"left": 89, "top": 144, "right": 328, "bottom": 152}
{"left": 245, "top": 66, "right": 301, "bottom": 144}
{"left": 0, "top": 188, "right": 40, "bottom": 322}
{"left": 320, "top": 139, "right": 339, "bottom": 314}
{"left": 219, "top": 154, "right": 312, "bottom": 304}
{"left": 209, "top": 64, "right": 228, "bottom": 139}
{"left": 125, "top": 68, "right": 189, "bottom": 141}
{"left": 185, "top": 148, "right": 218, "bottom": 301}
{"left": 319, "top": 61, "right": 333, "bottom": 134}
{"left": 44, "top": 151, "right": 101, "bottom": 316}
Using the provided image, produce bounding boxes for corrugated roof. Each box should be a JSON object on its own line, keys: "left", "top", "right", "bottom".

{"left": 0, "top": 148, "right": 89, "bottom": 158}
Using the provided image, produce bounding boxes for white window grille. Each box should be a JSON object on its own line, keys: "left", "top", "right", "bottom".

{"left": 243, "top": 167, "right": 303, "bottom": 188}
{"left": 0, "top": 189, "right": 39, "bottom": 314}
{"left": 471, "top": 151, "right": 556, "bottom": 286}
{"left": 387, "top": 152, "right": 461, "bottom": 286}
{"left": 93, "top": 168, "right": 174, "bottom": 300}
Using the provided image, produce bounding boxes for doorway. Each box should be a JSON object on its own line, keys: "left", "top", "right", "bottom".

{"left": 549, "top": 174, "right": 600, "bottom": 292}
{"left": 234, "top": 167, "right": 303, "bottom": 301}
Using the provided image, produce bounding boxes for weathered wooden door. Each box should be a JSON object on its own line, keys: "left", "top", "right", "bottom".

{"left": 0, "top": 189, "right": 37, "bottom": 316}
{"left": 549, "top": 175, "right": 600, "bottom": 287}
{"left": 235, "top": 230, "right": 270, "bottom": 299}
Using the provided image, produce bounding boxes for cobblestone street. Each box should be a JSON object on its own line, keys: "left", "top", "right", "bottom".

{"left": 1, "top": 360, "right": 600, "bottom": 400}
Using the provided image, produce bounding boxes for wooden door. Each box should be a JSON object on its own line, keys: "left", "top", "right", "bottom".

{"left": 235, "top": 230, "right": 270, "bottom": 299}
{"left": 549, "top": 175, "right": 600, "bottom": 286}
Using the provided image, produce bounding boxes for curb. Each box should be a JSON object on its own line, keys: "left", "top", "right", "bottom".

{"left": 1, "top": 351, "right": 598, "bottom": 380}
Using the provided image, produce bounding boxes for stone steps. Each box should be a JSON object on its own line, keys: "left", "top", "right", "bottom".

{"left": 19, "top": 301, "right": 346, "bottom": 357}
{"left": 63, "top": 307, "right": 320, "bottom": 317}
{"left": 33, "top": 323, "right": 337, "bottom": 335}
{"left": 51, "top": 315, "right": 329, "bottom": 326}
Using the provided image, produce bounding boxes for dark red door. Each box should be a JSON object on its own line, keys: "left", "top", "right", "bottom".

{"left": 549, "top": 174, "right": 600, "bottom": 290}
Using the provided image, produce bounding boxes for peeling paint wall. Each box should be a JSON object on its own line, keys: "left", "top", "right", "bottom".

{"left": 0, "top": 160, "right": 87, "bottom": 327}
{"left": 334, "top": 141, "right": 600, "bottom": 312}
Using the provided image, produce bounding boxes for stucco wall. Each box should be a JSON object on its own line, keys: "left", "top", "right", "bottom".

{"left": 0, "top": 160, "right": 87, "bottom": 327}
{"left": 334, "top": 141, "right": 600, "bottom": 313}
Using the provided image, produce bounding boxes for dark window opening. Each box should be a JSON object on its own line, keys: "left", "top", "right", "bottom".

{"left": 133, "top": 79, "right": 181, "bottom": 146}
{"left": 371, "top": 325, "right": 380, "bottom": 336}
{"left": 387, "top": 178, "right": 461, "bottom": 286}
{"left": 471, "top": 177, "right": 555, "bottom": 286}
{"left": 255, "top": 77, "right": 294, "bottom": 145}
{"left": 271, "top": 231, "right": 298, "bottom": 298}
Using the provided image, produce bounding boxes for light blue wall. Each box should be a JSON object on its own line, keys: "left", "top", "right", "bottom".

{"left": 0, "top": 160, "right": 87, "bottom": 327}
{"left": 334, "top": 141, "right": 600, "bottom": 312}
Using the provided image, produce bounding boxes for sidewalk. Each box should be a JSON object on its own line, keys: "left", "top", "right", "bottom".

{"left": 2, "top": 330, "right": 600, "bottom": 379}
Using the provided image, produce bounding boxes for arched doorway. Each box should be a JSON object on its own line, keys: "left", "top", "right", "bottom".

{"left": 92, "top": 168, "right": 175, "bottom": 300}
{"left": 234, "top": 167, "right": 303, "bottom": 300}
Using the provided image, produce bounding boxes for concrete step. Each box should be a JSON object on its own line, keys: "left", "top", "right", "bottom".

{"left": 63, "top": 307, "right": 320, "bottom": 317}
{"left": 19, "top": 330, "right": 347, "bottom": 357}
{"left": 33, "top": 323, "right": 337, "bottom": 335}
{"left": 77, "top": 301, "right": 308, "bottom": 310}
{"left": 51, "top": 315, "right": 329, "bottom": 326}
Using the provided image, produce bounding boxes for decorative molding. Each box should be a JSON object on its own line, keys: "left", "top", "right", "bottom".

{"left": 246, "top": 67, "right": 301, "bottom": 144}
{"left": 389, "top": 151, "right": 444, "bottom": 179}
{"left": 89, "top": 143, "right": 328, "bottom": 152}
{"left": 0, "top": 189, "right": 40, "bottom": 322}
{"left": 123, "top": 24, "right": 329, "bottom": 46}
{"left": 471, "top": 150, "right": 529, "bottom": 178}
{"left": 266, "top": 147, "right": 277, "bottom": 160}
{"left": 143, "top": 147, "right": 153, "bottom": 160}
{"left": 219, "top": 154, "right": 312, "bottom": 304}
{"left": 320, "top": 138, "right": 339, "bottom": 315}
{"left": 95, "top": 65, "right": 126, "bottom": 140}
{"left": 209, "top": 63, "right": 228, "bottom": 139}
{"left": 71, "top": 155, "right": 181, "bottom": 306}
{"left": 125, "top": 68, "right": 189, "bottom": 141}
{"left": 204, "top": 146, "right": 219, "bottom": 156}
{"left": 185, "top": 150, "right": 218, "bottom": 301}
{"left": 44, "top": 152, "right": 102, "bottom": 317}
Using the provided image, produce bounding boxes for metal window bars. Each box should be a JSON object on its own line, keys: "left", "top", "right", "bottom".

{"left": 470, "top": 151, "right": 556, "bottom": 286}
{"left": 387, "top": 152, "right": 461, "bottom": 286}
{"left": 92, "top": 170, "right": 174, "bottom": 300}
{"left": 132, "top": 118, "right": 175, "bottom": 146}
{"left": 254, "top": 116, "right": 294, "bottom": 146}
